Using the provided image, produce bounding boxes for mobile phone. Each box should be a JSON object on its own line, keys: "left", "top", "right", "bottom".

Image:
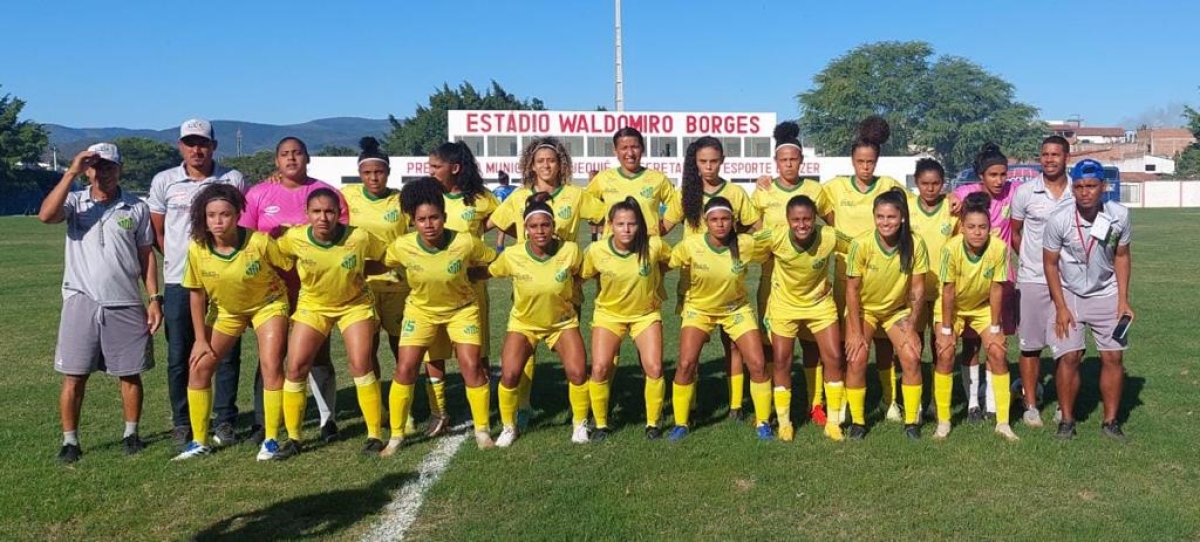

{"left": 1112, "top": 314, "right": 1132, "bottom": 343}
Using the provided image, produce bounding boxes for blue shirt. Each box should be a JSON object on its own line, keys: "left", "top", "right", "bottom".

{"left": 493, "top": 185, "right": 516, "bottom": 202}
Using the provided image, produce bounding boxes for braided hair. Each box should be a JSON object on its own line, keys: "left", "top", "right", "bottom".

{"left": 681, "top": 136, "right": 724, "bottom": 229}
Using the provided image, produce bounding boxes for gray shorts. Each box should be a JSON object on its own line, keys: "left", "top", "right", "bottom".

{"left": 1047, "top": 291, "right": 1127, "bottom": 359}
{"left": 1017, "top": 281, "right": 1054, "bottom": 352}
{"left": 54, "top": 294, "right": 154, "bottom": 377}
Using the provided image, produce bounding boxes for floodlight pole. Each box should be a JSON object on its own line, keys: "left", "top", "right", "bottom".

{"left": 615, "top": 0, "right": 625, "bottom": 111}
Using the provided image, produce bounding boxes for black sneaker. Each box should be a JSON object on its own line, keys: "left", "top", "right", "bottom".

{"left": 171, "top": 425, "right": 192, "bottom": 448}
{"left": 644, "top": 426, "right": 662, "bottom": 440}
{"left": 728, "top": 408, "right": 745, "bottom": 423}
{"left": 320, "top": 420, "right": 340, "bottom": 443}
{"left": 274, "top": 439, "right": 302, "bottom": 460}
{"left": 58, "top": 443, "right": 82, "bottom": 464}
{"left": 122, "top": 434, "right": 146, "bottom": 456}
{"left": 967, "top": 407, "right": 984, "bottom": 424}
{"left": 212, "top": 422, "right": 239, "bottom": 447}
{"left": 1101, "top": 421, "right": 1127, "bottom": 441}
{"left": 904, "top": 424, "right": 921, "bottom": 441}
{"left": 247, "top": 425, "right": 265, "bottom": 447}
{"left": 591, "top": 428, "right": 611, "bottom": 443}
{"left": 848, "top": 424, "right": 868, "bottom": 440}
{"left": 361, "top": 438, "right": 385, "bottom": 455}
{"left": 1055, "top": 421, "right": 1077, "bottom": 440}
{"left": 984, "top": 411, "right": 997, "bottom": 423}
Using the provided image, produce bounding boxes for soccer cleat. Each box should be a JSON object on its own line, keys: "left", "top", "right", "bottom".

{"left": 847, "top": 424, "right": 867, "bottom": 440}
{"left": 516, "top": 409, "right": 533, "bottom": 432}
{"left": 967, "top": 407, "right": 984, "bottom": 424}
{"left": 172, "top": 441, "right": 211, "bottom": 461}
{"left": 171, "top": 426, "right": 192, "bottom": 448}
{"left": 644, "top": 426, "right": 662, "bottom": 440}
{"left": 824, "top": 423, "right": 845, "bottom": 442}
{"left": 475, "top": 430, "right": 495, "bottom": 450}
{"left": 212, "top": 422, "right": 238, "bottom": 447}
{"left": 424, "top": 414, "right": 449, "bottom": 438}
{"left": 247, "top": 425, "right": 265, "bottom": 446}
{"left": 809, "top": 405, "right": 827, "bottom": 426}
{"left": 727, "top": 408, "right": 745, "bottom": 423}
{"left": 778, "top": 422, "right": 795, "bottom": 442}
{"left": 122, "top": 434, "right": 146, "bottom": 456}
{"left": 274, "top": 439, "right": 302, "bottom": 460}
{"left": 1055, "top": 421, "right": 1077, "bottom": 440}
{"left": 933, "top": 422, "right": 952, "bottom": 440}
{"left": 58, "top": 443, "right": 82, "bottom": 464}
{"left": 496, "top": 426, "right": 518, "bottom": 448}
{"left": 571, "top": 422, "right": 590, "bottom": 444}
{"left": 667, "top": 426, "right": 689, "bottom": 442}
{"left": 1023, "top": 407, "right": 1044, "bottom": 428}
{"left": 320, "top": 419, "right": 340, "bottom": 443}
{"left": 904, "top": 424, "right": 921, "bottom": 441}
{"left": 380, "top": 438, "right": 404, "bottom": 457}
{"left": 1101, "top": 421, "right": 1127, "bottom": 441}
{"left": 361, "top": 438, "right": 386, "bottom": 455}
{"left": 591, "top": 427, "right": 611, "bottom": 443}
{"left": 885, "top": 403, "right": 903, "bottom": 423}
{"left": 256, "top": 439, "right": 280, "bottom": 461}
{"left": 995, "top": 424, "right": 1020, "bottom": 441}
{"left": 756, "top": 422, "right": 775, "bottom": 441}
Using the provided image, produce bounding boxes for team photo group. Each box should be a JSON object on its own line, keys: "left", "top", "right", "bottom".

{"left": 40, "top": 114, "right": 1133, "bottom": 465}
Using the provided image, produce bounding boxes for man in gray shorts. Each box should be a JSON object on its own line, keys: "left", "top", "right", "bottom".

{"left": 37, "top": 143, "right": 163, "bottom": 464}
{"left": 1043, "top": 159, "right": 1133, "bottom": 440}
{"left": 1010, "top": 135, "right": 1074, "bottom": 426}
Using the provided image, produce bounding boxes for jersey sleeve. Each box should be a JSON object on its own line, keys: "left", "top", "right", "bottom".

{"left": 181, "top": 243, "right": 203, "bottom": 289}
{"left": 147, "top": 173, "right": 168, "bottom": 214}
{"left": 364, "top": 231, "right": 387, "bottom": 261}
{"left": 663, "top": 191, "right": 684, "bottom": 224}
{"left": 668, "top": 241, "right": 690, "bottom": 269}
{"left": 383, "top": 238, "right": 406, "bottom": 271}
{"left": 275, "top": 228, "right": 296, "bottom": 257}
{"left": 912, "top": 237, "right": 930, "bottom": 275}
{"left": 585, "top": 175, "right": 604, "bottom": 198}
{"left": 580, "top": 246, "right": 599, "bottom": 280}
{"left": 1042, "top": 214, "right": 1065, "bottom": 253}
{"left": 134, "top": 205, "right": 154, "bottom": 247}
{"left": 487, "top": 251, "right": 511, "bottom": 278}
{"left": 749, "top": 231, "right": 773, "bottom": 263}
{"left": 490, "top": 194, "right": 519, "bottom": 233}
{"left": 735, "top": 190, "right": 760, "bottom": 228}
{"left": 1117, "top": 208, "right": 1132, "bottom": 246}
{"left": 265, "top": 236, "right": 294, "bottom": 272}
{"left": 991, "top": 246, "right": 1009, "bottom": 283}
{"left": 846, "top": 239, "right": 866, "bottom": 278}
{"left": 469, "top": 237, "right": 499, "bottom": 266}
{"left": 568, "top": 243, "right": 583, "bottom": 274}
{"left": 238, "top": 187, "right": 260, "bottom": 230}
{"left": 815, "top": 188, "right": 834, "bottom": 218}
{"left": 657, "top": 177, "right": 678, "bottom": 208}
{"left": 579, "top": 191, "right": 607, "bottom": 223}
{"left": 652, "top": 237, "right": 672, "bottom": 264}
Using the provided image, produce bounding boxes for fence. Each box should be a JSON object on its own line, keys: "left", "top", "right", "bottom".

{"left": 1121, "top": 180, "right": 1200, "bottom": 208}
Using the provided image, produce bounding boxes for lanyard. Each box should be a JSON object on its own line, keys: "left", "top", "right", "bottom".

{"left": 1073, "top": 210, "right": 1096, "bottom": 264}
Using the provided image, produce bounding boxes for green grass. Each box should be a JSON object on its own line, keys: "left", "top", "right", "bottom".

{"left": 1, "top": 211, "right": 1198, "bottom": 541}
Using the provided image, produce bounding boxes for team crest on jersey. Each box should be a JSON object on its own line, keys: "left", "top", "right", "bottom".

{"left": 639, "top": 186, "right": 654, "bottom": 199}
{"left": 116, "top": 215, "right": 134, "bottom": 230}
{"left": 983, "top": 268, "right": 994, "bottom": 279}
{"left": 554, "top": 269, "right": 569, "bottom": 282}
{"left": 463, "top": 324, "right": 479, "bottom": 336}
{"left": 731, "top": 261, "right": 746, "bottom": 274}
{"left": 447, "top": 259, "right": 463, "bottom": 274}
{"left": 638, "top": 262, "right": 651, "bottom": 276}
{"left": 733, "top": 313, "right": 745, "bottom": 325}
{"left": 941, "top": 223, "right": 952, "bottom": 235}
{"left": 341, "top": 255, "right": 357, "bottom": 270}
{"left": 557, "top": 205, "right": 573, "bottom": 219}
{"left": 245, "top": 260, "right": 262, "bottom": 276}
{"left": 461, "top": 208, "right": 477, "bottom": 221}
{"left": 383, "top": 209, "right": 400, "bottom": 223}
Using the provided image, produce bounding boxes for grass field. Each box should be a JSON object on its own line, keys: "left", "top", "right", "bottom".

{"left": 2, "top": 210, "right": 1198, "bottom": 541}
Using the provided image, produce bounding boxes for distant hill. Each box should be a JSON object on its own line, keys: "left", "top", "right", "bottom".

{"left": 45, "top": 117, "right": 392, "bottom": 159}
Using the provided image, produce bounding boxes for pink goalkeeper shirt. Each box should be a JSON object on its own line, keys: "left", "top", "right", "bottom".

{"left": 953, "top": 180, "right": 1017, "bottom": 244}
{"left": 239, "top": 177, "right": 349, "bottom": 238}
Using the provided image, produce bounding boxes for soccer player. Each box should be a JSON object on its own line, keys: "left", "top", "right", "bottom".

{"left": 582, "top": 197, "right": 673, "bottom": 440}
{"left": 382, "top": 178, "right": 498, "bottom": 454}
{"left": 586, "top": 127, "right": 677, "bottom": 236}
{"left": 932, "top": 192, "right": 1018, "bottom": 441}
{"left": 751, "top": 121, "right": 835, "bottom": 426}
{"left": 274, "top": 188, "right": 388, "bottom": 459}
{"left": 240, "top": 137, "right": 348, "bottom": 443}
{"left": 173, "top": 184, "right": 292, "bottom": 461}
{"left": 908, "top": 158, "right": 958, "bottom": 417}
{"left": 760, "top": 195, "right": 845, "bottom": 442}
{"left": 844, "top": 188, "right": 929, "bottom": 440}
{"left": 491, "top": 196, "right": 589, "bottom": 447}
{"left": 1043, "top": 159, "right": 1133, "bottom": 440}
{"left": 668, "top": 197, "right": 772, "bottom": 441}
{"left": 1010, "top": 136, "right": 1074, "bottom": 426}
{"left": 149, "top": 119, "right": 248, "bottom": 449}
{"left": 662, "top": 137, "right": 761, "bottom": 422}
{"left": 38, "top": 144, "right": 161, "bottom": 463}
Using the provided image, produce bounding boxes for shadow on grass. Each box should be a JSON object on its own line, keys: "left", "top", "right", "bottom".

{"left": 193, "top": 471, "right": 412, "bottom": 541}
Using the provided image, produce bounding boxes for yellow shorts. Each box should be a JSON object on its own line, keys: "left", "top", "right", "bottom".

{"left": 860, "top": 307, "right": 912, "bottom": 334}
{"left": 400, "top": 304, "right": 483, "bottom": 348}
{"left": 207, "top": 298, "right": 290, "bottom": 337}
{"left": 292, "top": 298, "right": 377, "bottom": 337}
{"left": 422, "top": 283, "right": 487, "bottom": 361}
{"left": 681, "top": 303, "right": 759, "bottom": 341}
{"left": 591, "top": 308, "right": 662, "bottom": 340}
{"left": 369, "top": 284, "right": 409, "bottom": 337}
{"left": 764, "top": 295, "right": 839, "bottom": 340}
{"left": 935, "top": 305, "right": 992, "bottom": 337}
{"left": 507, "top": 316, "right": 580, "bottom": 349}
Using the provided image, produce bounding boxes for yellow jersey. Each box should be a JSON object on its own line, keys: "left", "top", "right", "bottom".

{"left": 277, "top": 225, "right": 386, "bottom": 307}
{"left": 342, "top": 185, "right": 408, "bottom": 291}
{"left": 664, "top": 180, "right": 760, "bottom": 238}
{"left": 488, "top": 241, "right": 582, "bottom": 328}
{"left": 751, "top": 178, "right": 833, "bottom": 231}
{"left": 762, "top": 226, "right": 842, "bottom": 308}
{"left": 846, "top": 230, "right": 930, "bottom": 314}
{"left": 938, "top": 234, "right": 1009, "bottom": 312}
{"left": 581, "top": 236, "right": 671, "bottom": 316}
{"left": 490, "top": 184, "right": 607, "bottom": 244}
{"left": 823, "top": 175, "right": 906, "bottom": 240}
{"left": 444, "top": 190, "right": 500, "bottom": 237}
{"left": 182, "top": 228, "right": 291, "bottom": 314}
{"left": 384, "top": 230, "right": 497, "bottom": 315}
{"left": 586, "top": 167, "right": 676, "bottom": 237}
{"left": 669, "top": 233, "right": 767, "bottom": 313}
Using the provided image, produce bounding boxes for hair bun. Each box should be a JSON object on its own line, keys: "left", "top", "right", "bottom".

{"left": 857, "top": 116, "right": 891, "bottom": 146}
{"left": 979, "top": 142, "right": 1001, "bottom": 155}
{"left": 774, "top": 121, "right": 800, "bottom": 142}
{"left": 359, "top": 136, "right": 381, "bottom": 153}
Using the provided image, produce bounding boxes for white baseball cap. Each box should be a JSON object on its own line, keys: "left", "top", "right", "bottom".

{"left": 87, "top": 142, "right": 122, "bottom": 165}
{"left": 180, "top": 118, "right": 215, "bottom": 140}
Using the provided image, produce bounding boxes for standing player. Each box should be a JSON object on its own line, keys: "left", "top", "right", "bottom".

{"left": 1010, "top": 136, "right": 1073, "bottom": 426}
{"left": 148, "top": 119, "right": 247, "bottom": 448}
{"left": 907, "top": 158, "right": 958, "bottom": 417}
{"left": 586, "top": 127, "right": 677, "bottom": 237}
{"left": 582, "top": 198, "right": 673, "bottom": 440}
{"left": 38, "top": 144, "right": 161, "bottom": 463}
{"left": 1043, "top": 159, "right": 1133, "bottom": 440}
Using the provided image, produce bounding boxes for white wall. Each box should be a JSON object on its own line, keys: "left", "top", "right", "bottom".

{"left": 1125, "top": 181, "right": 1200, "bottom": 207}
{"left": 1115, "top": 155, "right": 1175, "bottom": 175}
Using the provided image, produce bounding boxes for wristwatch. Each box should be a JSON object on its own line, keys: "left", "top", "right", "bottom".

{"left": 148, "top": 294, "right": 164, "bottom": 303}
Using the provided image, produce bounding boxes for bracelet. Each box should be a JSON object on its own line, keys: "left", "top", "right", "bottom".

{"left": 939, "top": 326, "right": 952, "bottom": 336}
{"left": 989, "top": 324, "right": 1001, "bottom": 334}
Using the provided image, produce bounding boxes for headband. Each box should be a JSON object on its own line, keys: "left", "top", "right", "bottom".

{"left": 704, "top": 205, "right": 734, "bottom": 216}
{"left": 775, "top": 142, "right": 802, "bottom": 152}
{"left": 357, "top": 157, "right": 389, "bottom": 167}
{"left": 533, "top": 144, "right": 558, "bottom": 154}
{"left": 524, "top": 209, "right": 554, "bottom": 221}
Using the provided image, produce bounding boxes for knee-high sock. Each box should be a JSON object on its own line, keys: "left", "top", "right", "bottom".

{"left": 568, "top": 382, "right": 590, "bottom": 426}
{"left": 985, "top": 369, "right": 996, "bottom": 412}
{"left": 517, "top": 357, "right": 535, "bottom": 410}
{"left": 934, "top": 372, "right": 953, "bottom": 423}
{"left": 902, "top": 383, "right": 922, "bottom": 424}
{"left": 879, "top": 365, "right": 896, "bottom": 405}
{"left": 465, "top": 383, "right": 491, "bottom": 432}
{"left": 309, "top": 364, "right": 337, "bottom": 425}
{"left": 992, "top": 372, "right": 1011, "bottom": 424}
{"left": 750, "top": 380, "right": 772, "bottom": 425}
{"left": 825, "top": 382, "right": 845, "bottom": 423}
{"left": 673, "top": 382, "right": 695, "bottom": 427}
{"left": 282, "top": 379, "right": 307, "bottom": 441}
{"left": 967, "top": 365, "right": 981, "bottom": 409}
{"left": 426, "top": 377, "right": 446, "bottom": 416}
{"left": 729, "top": 373, "right": 745, "bottom": 411}
{"left": 498, "top": 384, "right": 519, "bottom": 428}
{"left": 589, "top": 379, "right": 611, "bottom": 429}
{"left": 262, "top": 388, "right": 283, "bottom": 441}
{"left": 353, "top": 374, "right": 382, "bottom": 439}
{"left": 773, "top": 386, "right": 792, "bottom": 426}
{"left": 847, "top": 386, "right": 867, "bottom": 425}
{"left": 388, "top": 381, "right": 415, "bottom": 438}
{"left": 645, "top": 377, "right": 665, "bottom": 428}
{"left": 187, "top": 387, "right": 213, "bottom": 444}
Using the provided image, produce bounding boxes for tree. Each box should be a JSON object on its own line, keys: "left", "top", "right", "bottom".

{"left": 383, "top": 81, "right": 545, "bottom": 156}
{"left": 798, "top": 41, "right": 1045, "bottom": 172}
{"left": 1176, "top": 103, "right": 1200, "bottom": 177}
{"left": 112, "top": 137, "right": 178, "bottom": 191}
{"left": 222, "top": 150, "right": 276, "bottom": 183}
{"left": 315, "top": 145, "right": 357, "bottom": 157}
{"left": 0, "top": 87, "right": 50, "bottom": 191}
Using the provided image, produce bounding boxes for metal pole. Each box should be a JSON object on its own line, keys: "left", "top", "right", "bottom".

{"left": 615, "top": 0, "right": 624, "bottom": 111}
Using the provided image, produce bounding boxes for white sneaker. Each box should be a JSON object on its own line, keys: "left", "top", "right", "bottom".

{"left": 933, "top": 422, "right": 952, "bottom": 440}
{"left": 380, "top": 438, "right": 404, "bottom": 457}
{"left": 571, "top": 422, "right": 590, "bottom": 444}
{"left": 256, "top": 439, "right": 279, "bottom": 461}
{"left": 1023, "top": 407, "right": 1044, "bottom": 428}
{"left": 885, "top": 403, "right": 903, "bottom": 423}
{"left": 172, "top": 441, "right": 211, "bottom": 461}
{"left": 496, "top": 426, "right": 518, "bottom": 448}
{"left": 474, "top": 430, "right": 495, "bottom": 450}
{"left": 995, "top": 423, "right": 1020, "bottom": 441}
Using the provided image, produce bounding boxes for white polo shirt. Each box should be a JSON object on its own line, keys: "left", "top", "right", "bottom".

{"left": 1011, "top": 175, "right": 1073, "bottom": 284}
{"left": 147, "top": 163, "right": 247, "bottom": 284}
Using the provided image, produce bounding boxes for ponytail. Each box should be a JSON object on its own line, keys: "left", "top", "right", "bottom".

{"left": 874, "top": 188, "right": 914, "bottom": 273}
{"left": 430, "top": 141, "right": 486, "bottom": 206}
{"left": 608, "top": 196, "right": 650, "bottom": 265}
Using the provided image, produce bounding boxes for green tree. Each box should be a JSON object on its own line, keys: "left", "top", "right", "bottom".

{"left": 1176, "top": 104, "right": 1200, "bottom": 177}
{"left": 222, "top": 150, "right": 276, "bottom": 183}
{"left": 384, "top": 81, "right": 545, "bottom": 156}
{"left": 111, "top": 137, "right": 178, "bottom": 191}
{"left": 798, "top": 41, "right": 1044, "bottom": 172}
{"left": 315, "top": 145, "right": 358, "bottom": 157}
{"left": 0, "top": 87, "right": 50, "bottom": 191}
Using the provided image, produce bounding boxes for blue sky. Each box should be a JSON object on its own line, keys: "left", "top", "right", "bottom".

{"left": 4, "top": 0, "right": 1196, "bottom": 129}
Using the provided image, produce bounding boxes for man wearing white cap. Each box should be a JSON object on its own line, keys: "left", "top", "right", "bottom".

{"left": 148, "top": 119, "right": 248, "bottom": 448}
{"left": 38, "top": 143, "right": 163, "bottom": 464}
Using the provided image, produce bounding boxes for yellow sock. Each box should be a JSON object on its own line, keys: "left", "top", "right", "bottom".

{"left": 902, "top": 384, "right": 922, "bottom": 424}
{"left": 353, "top": 374, "right": 382, "bottom": 439}
{"left": 517, "top": 357, "right": 535, "bottom": 410}
{"left": 498, "top": 384, "right": 519, "bottom": 428}
{"left": 673, "top": 382, "right": 695, "bottom": 427}
{"left": 934, "top": 372, "right": 953, "bottom": 423}
{"left": 812, "top": 365, "right": 825, "bottom": 406}
{"left": 847, "top": 386, "right": 867, "bottom": 425}
{"left": 262, "top": 388, "right": 283, "bottom": 441}
{"left": 282, "top": 379, "right": 307, "bottom": 441}
{"left": 645, "top": 376, "right": 665, "bottom": 427}
{"left": 465, "top": 384, "right": 491, "bottom": 432}
{"left": 825, "top": 381, "right": 845, "bottom": 421}
{"left": 729, "top": 372, "right": 745, "bottom": 411}
{"left": 750, "top": 380, "right": 772, "bottom": 425}
{"left": 187, "top": 387, "right": 213, "bottom": 445}
{"left": 589, "top": 379, "right": 611, "bottom": 429}
{"left": 879, "top": 365, "right": 896, "bottom": 405}
{"left": 568, "top": 381, "right": 590, "bottom": 426}
{"left": 773, "top": 386, "right": 793, "bottom": 425}
{"left": 388, "top": 381, "right": 415, "bottom": 436}
{"left": 426, "top": 377, "right": 446, "bottom": 416}
{"left": 803, "top": 367, "right": 817, "bottom": 409}
{"left": 993, "top": 372, "right": 1011, "bottom": 424}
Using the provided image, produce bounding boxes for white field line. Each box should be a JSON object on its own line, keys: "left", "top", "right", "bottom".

{"left": 360, "top": 422, "right": 472, "bottom": 542}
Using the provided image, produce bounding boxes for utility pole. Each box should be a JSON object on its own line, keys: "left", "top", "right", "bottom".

{"left": 236, "top": 127, "right": 244, "bottom": 157}
{"left": 614, "top": 0, "right": 624, "bottom": 111}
